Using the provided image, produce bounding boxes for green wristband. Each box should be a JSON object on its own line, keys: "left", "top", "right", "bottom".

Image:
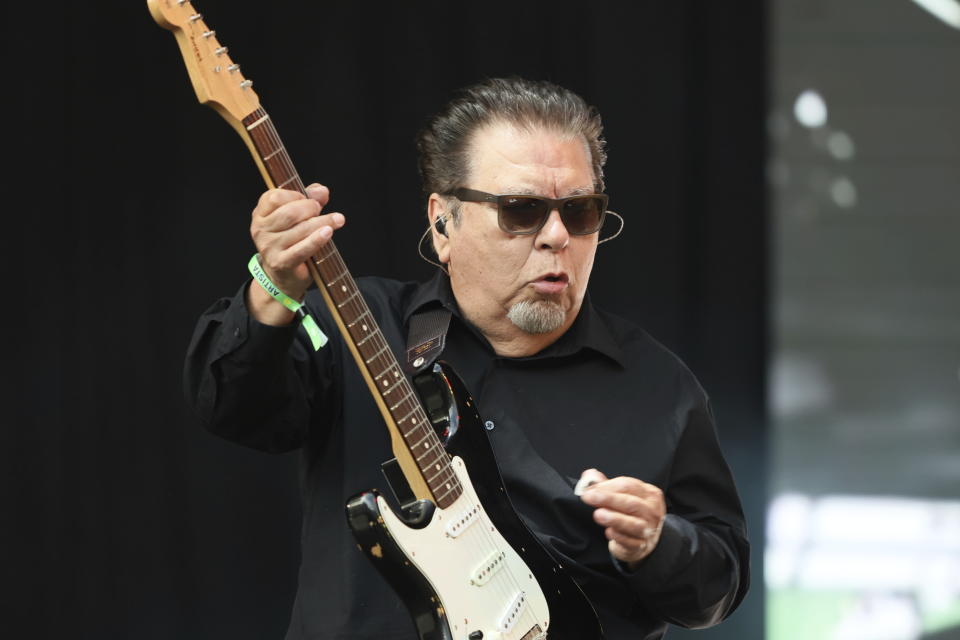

{"left": 248, "top": 254, "right": 327, "bottom": 351}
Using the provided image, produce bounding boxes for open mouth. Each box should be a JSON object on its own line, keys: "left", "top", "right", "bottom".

{"left": 532, "top": 273, "right": 569, "bottom": 294}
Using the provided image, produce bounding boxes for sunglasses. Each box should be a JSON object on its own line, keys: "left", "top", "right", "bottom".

{"left": 452, "top": 188, "right": 608, "bottom": 236}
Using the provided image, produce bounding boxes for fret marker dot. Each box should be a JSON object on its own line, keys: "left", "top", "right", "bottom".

{"left": 423, "top": 442, "right": 429, "bottom": 449}
{"left": 341, "top": 285, "right": 347, "bottom": 292}
{"left": 362, "top": 324, "right": 368, "bottom": 331}
{"left": 412, "top": 418, "right": 417, "bottom": 424}
{"left": 382, "top": 380, "right": 388, "bottom": 387}
{"left": 435, "top": 464, "right": 441, "bottom": 471}
{"left": 394, "top": 371, "right": 399, "bottom": 377}
{"left": 446, "top": 483, "right": 451, "bottom": 489}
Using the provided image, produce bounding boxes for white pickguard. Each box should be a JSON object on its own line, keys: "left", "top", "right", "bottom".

{"left": 377, "top": 456, "right": 550, "bottom": 640}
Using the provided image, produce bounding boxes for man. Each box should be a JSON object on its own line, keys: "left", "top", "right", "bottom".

{"left": 185, "top": 77, "right": 749, "bottom": 639}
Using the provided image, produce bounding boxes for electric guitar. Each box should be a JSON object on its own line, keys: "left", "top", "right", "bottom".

{"left": 148, "top": 3, "right": 603, "bottom": 638}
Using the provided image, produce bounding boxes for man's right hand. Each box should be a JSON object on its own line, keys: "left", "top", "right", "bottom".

{"left": 247, "top": 183, "right": 345, "bottom": 326}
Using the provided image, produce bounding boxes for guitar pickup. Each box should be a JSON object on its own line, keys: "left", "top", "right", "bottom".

{"left": 469, "top": 550, "right": 506, "bottom": 586}
{"left": 444, "top": 503, "right": 480, "bottom": 538}
{"left": 498, "top": 591, "right": 528, "bottom": 634}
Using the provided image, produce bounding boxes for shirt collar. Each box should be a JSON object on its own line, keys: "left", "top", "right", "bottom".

{"left": 403, "top": 270, "right": 626, "bottom": 367}
{"left": 402, "top": 269, "right": 459, "bottom": 323}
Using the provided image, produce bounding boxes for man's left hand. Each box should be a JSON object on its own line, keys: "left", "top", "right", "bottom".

{"left": 578, "top": 468, "right": 666, "bottom": 569}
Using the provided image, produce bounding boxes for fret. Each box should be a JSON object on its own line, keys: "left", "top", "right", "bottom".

{"left": 396, "top": 406, "right": 420, "bottom": 425}
{"left": 383, "top": 377, "right": 406, "bottom": 396}
{"left": 404, "top": 420, "right": 429, "bottom": 441}
{"left": 277, "top": 175, "right": 298, "bottom": 188}
{"left": 356, "top": 332, "right": 377, "bottom": 347}
{"left": 389, "top": 389, "right": 413, "bottom": 411}
{"left": 425, "top": 465, "right": 450, "bottom": 483}
{"left": 336, "top": 290, "right": 359, "bottom": 309}
{"left": 365, "top": 343, "right": 388, "bottom": 364}
{"left": 327, "top": 271, "right": 348, "bottom": 287}
{"left": 326, "top": 254, "right": 346, "bottom": 274}
{"left": 262, "top": 146, "right": 286, "bottom": 162}
{"left": 375, "top": 365, "right": 400, "bottom": 382}
{"left": 416, "top": 445, "right": 443, "bottom": 462}
{"left": 434, "top": 481, "right": 459, "bottom": 502}
{"left": 313, "top": 251, "right": 334, "bottom": 265}
{"left": 347, "top": 309, "right": 372, "bottom": 329}
{"left": 411, "top": 431, "right": 434, "bottom": 449}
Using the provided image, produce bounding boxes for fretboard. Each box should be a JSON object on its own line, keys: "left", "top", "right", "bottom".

{"left": 242, "top": 107, "right": 462, "bottom": 509}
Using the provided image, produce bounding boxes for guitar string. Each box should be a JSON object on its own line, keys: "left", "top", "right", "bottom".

{"left": 465, "top": 467, "right": 544, "bottom": 639}
{"left": 466, "top": 469, "right": 529, "bottom": 636}
{"left": 256, "top": 112, "right": 541, "bottom": 636}
{"left": 257, "top": 111, "right": 467, "bottom": 504}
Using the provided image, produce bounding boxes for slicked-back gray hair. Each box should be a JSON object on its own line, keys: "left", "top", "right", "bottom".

{"left": 416, "top": 77, "right": 607, "bottom": 223}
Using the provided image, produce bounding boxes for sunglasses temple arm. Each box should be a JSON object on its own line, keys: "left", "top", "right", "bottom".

{"left": 598, "top": 210, "right": 624, "bottom": 245}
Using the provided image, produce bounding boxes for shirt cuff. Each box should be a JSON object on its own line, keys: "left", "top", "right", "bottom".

{"left": 611, "top": 514, "right": 689, "bottom": 589}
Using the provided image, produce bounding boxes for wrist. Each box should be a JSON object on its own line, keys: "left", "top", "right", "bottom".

{"left": 246, "top": 279, "right": 297, "bottom": 326}
{"left": 246, "top": 254, "right": 327, "bottom": 350}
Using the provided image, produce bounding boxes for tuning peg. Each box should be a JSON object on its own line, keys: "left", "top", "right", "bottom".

{"left": 203, "top": 30, "right": 216, "bottom": 38}
{"left": 215, "top": 46, "right": 228, "bottom": 56}
{"left": 240, "top": 80, "right": 253, "bottom": 89}
{"left": 189, "top": 13, "right": 202, "bottom": 22}
{"left": 228, "top": 64, "right": 240, "bottom": 73}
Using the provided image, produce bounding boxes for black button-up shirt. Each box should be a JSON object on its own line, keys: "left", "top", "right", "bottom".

{"left": 184, "top": 272, "right": 749, "bottom": 640}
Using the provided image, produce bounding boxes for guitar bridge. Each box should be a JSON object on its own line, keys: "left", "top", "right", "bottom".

{"left": 520, "top": 623, "right": 546, "bottom": 640}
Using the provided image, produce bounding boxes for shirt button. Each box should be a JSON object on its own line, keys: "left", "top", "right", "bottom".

{"left": 484, "top": 420, "right": 495, "bottom": 431}
{"left": 233, "top": 327, "right": 241, "bottom": 339}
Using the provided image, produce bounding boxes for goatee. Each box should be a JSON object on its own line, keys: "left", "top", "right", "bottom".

{"left": 507, "top": 299, "right": 566, "bottom": 334}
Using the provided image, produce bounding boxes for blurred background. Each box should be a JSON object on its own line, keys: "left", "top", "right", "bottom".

{"left": 767, "top": 1, "right": 960, "bottom": 638}
{"left": 4, "top": 1, "right": 957, "bottom": 638}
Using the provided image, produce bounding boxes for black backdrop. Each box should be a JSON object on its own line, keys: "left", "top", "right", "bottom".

{"left": 7, "top": 1, "right": 766, "bottom": 638}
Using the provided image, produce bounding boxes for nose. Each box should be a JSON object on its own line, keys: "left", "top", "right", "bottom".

{"left": 535, "top": 208, "right": 570, "bottom": 251}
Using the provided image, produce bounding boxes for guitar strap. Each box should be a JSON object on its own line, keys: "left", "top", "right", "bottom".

{"left": 404, "top": 306, "right": 452, "bottom": 375}
{"left": 381, "top": 306, "right": 453, "bottom": 509}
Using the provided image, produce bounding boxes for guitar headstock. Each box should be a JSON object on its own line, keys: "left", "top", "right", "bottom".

{"left": 147, "top": 0, "right": 260, "bottom": 126}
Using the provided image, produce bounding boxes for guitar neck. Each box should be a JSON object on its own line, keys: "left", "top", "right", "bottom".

{"left": 240, "top": 108, "right": 462, "bottom": 509}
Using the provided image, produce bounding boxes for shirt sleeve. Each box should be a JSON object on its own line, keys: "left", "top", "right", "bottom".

{"left": 614, "top": 393, "right": 751, "bottom": 629}
{"left": 183, "top": 281, "right": 341, "bottom": 453}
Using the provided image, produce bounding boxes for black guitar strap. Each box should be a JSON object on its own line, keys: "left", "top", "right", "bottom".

{"left": 382, "top": 307, "right": 453, "bottom": 509}
{"left": 404, "top": 306, "right": 452, "bottom": 375}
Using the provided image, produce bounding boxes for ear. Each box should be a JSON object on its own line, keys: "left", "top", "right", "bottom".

{"left": 427, "top": 193, "right": 452, "bottom": 265}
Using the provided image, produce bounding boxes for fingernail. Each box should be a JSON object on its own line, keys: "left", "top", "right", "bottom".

{"left": 594, "top": 509, "right": 610, "bottom": 524}
{"left": 574, "top": 476, "right": 598, "bottom": 496}
{"left": 319, "top": 226, "right": 333, "bottom": 238}
{"left": 331, "top": 213, "right": 344, "bottom": 226}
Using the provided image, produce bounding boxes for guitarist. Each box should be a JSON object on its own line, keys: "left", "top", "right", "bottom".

{"left": 185, "top": 77, "right": 749, "bottom": 640}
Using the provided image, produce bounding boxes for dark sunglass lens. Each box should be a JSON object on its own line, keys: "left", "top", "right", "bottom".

{"left": 499, "top": 196, "right": 548, "bottom": 232}
{"left": 562, "top": 197, "right": 604, "bottom": 234}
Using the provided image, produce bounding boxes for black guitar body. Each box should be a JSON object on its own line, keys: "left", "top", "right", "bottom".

{"left": 345, "top": 362, "right": 603, "bottom": 640}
